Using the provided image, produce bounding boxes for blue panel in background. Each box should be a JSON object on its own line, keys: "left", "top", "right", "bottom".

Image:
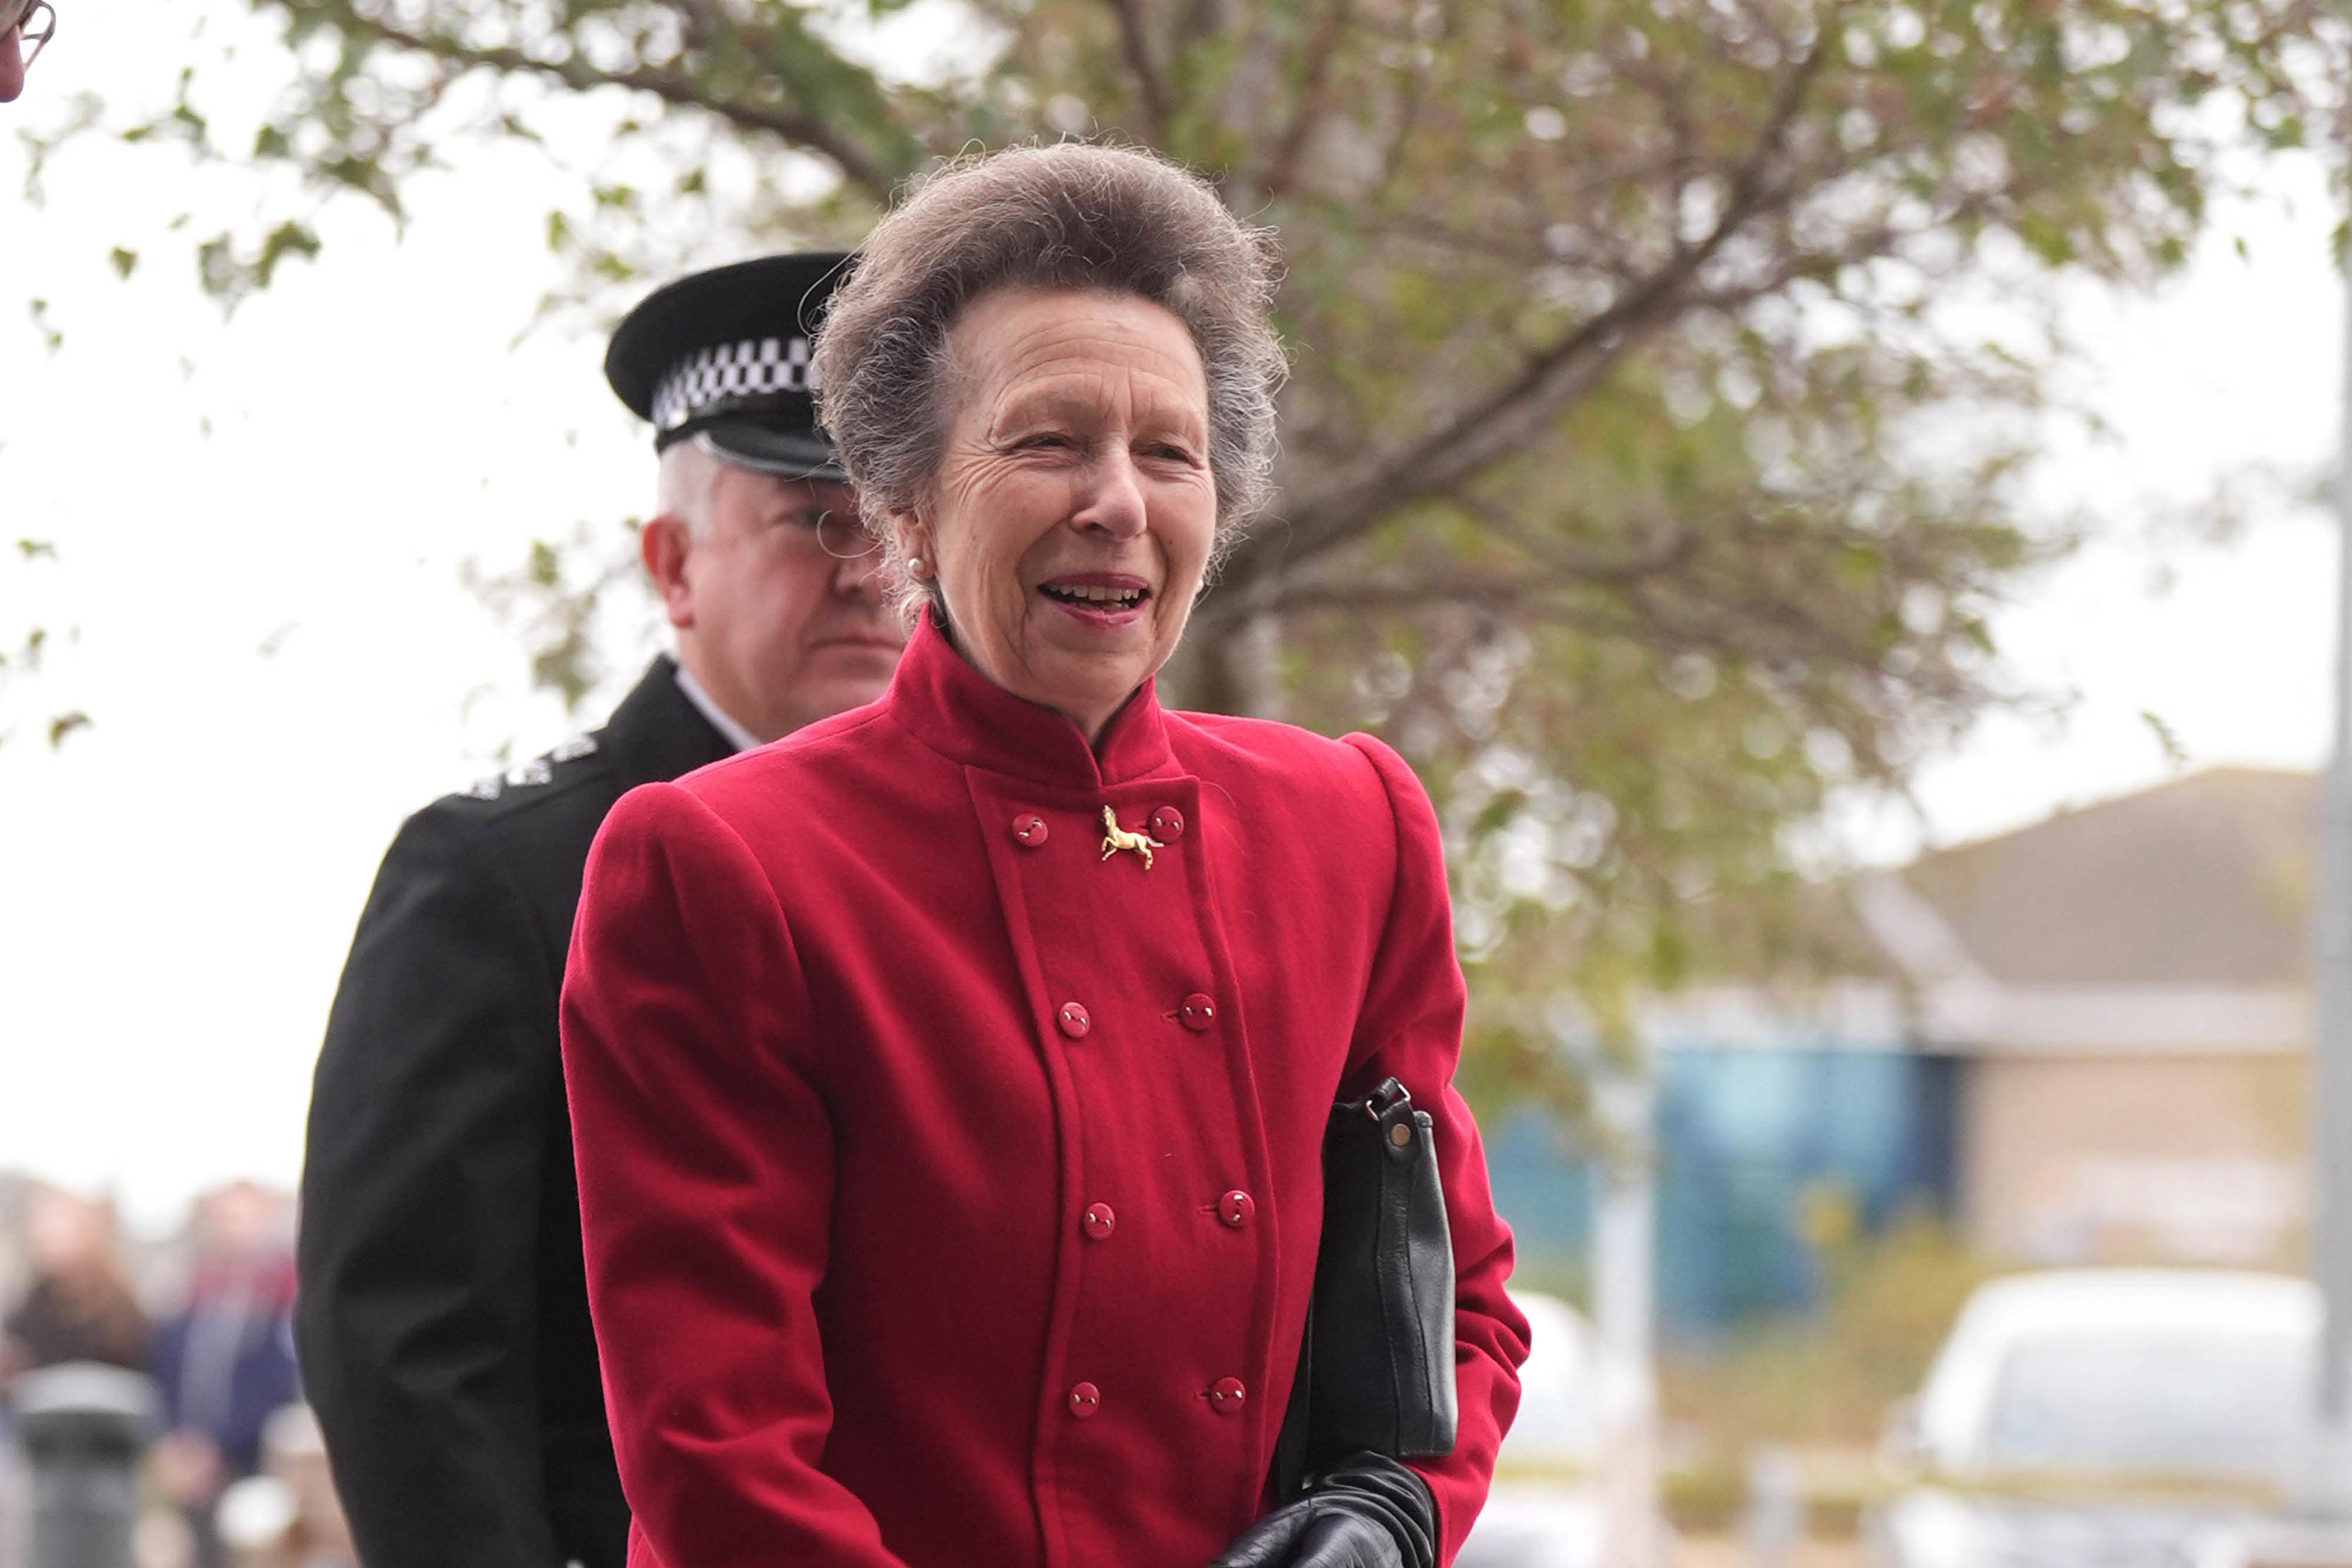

{"left": 1481, "top": 1046, "right": 1959, "bottom": 1338}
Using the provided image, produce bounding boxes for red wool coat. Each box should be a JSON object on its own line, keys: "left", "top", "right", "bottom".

{"left": 561, "top": 615, "right": 1529, "bottom": 1568}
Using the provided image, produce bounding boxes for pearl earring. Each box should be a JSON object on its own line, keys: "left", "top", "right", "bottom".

{"left": 907, "top": 556, "right": 931, "bottom": 578}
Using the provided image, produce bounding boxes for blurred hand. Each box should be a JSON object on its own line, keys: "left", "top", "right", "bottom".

{"left": 1204, "top": 1455, "right": 1436, "bottom": 1568}
{"left": 153, "top": 1429, "right": 229, "bottom": 1506}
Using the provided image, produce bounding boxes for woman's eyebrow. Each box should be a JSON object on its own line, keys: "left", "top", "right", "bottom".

{"left": 987, "top": 380, "right": 1208, "bottom": 439}
{"left": 991, "top": 385, "right": 1093, "bottom": 424}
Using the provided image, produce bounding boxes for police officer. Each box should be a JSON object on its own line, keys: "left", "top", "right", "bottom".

{"left": 0, "top": 0, "right": 52, "bottom": 102}
{"left": 296, "top": 252, "right": 904, "bottom": 1568}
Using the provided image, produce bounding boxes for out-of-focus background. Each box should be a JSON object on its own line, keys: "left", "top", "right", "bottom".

{"left": 4, "top": 1, "right": 2351, "bottom": 1564}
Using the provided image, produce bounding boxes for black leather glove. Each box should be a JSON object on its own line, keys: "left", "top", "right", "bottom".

{"left": 1205, "top": 1453, "right": 1437, "bottom": 1568}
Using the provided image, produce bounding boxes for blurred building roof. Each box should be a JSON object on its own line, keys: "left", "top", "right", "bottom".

{"left": 1897, "top": 767, "right": 2316, "bottom": 988}
{"left": 1657, "top": 767, "right": 2320, "bottom": 1055}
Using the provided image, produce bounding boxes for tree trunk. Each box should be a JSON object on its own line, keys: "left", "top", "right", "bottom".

{"left": 1161, "top": 611, "right": 1286, "bottom": 718}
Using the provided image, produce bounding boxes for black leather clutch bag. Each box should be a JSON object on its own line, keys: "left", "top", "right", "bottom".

{"left": 1271, "top": 1076, "right": 1458, "bottom": 1496}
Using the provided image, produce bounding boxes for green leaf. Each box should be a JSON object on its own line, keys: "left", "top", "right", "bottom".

{"left": 2140, "top": 709, "right": 2189, "bottom": 767}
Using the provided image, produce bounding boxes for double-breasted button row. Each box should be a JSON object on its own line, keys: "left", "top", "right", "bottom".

{"left": 1079, "top": 1194, "right": 1247, "bottom": 1239}
{"left": 1065, "top": 1378, "right": 1246, "bottom": 1419}
{"left": 1008, "top": 807, "right": 1190, "bottom": 848}
{"left": 1058, "top": 995, "right": 1220, "bottom": 1040}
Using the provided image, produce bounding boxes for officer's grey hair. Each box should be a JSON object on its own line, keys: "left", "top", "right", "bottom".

{"left": 654, "top": 437, "right": 724, "bottom": 538}
{"left": 812, "top": 142, "right": 1287, "bottom": 622}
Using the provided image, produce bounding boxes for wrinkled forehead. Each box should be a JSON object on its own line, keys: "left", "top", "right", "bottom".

{"left": 947, "top": 286, "right": 1208, "bottom": 424}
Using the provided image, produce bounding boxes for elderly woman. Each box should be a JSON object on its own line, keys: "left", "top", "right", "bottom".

{"left": 561, "top": 143, "right": 1528, "bottom": 1568}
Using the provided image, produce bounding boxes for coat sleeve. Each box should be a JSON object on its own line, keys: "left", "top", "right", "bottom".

{"left": 1342, "top": 735, "right": 1532, "bottom": 1567}
{"left": 561, "top": 782, "right": 909, "bottom": 1568}
{"left": 295, "top": 802, "right": 563, "bottom": 1568}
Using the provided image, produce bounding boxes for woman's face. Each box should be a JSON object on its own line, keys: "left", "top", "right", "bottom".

{"left": 904, "top": 286, "right": 1218, "bottom": 743}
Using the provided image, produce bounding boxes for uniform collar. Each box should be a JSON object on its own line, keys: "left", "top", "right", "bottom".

{"left": 671, "top": 663, "right": 763, "bottom": 754}
{"left": 600, "top": 655, "right": 737, "bottom": 788}
{"left": 884, "top": 607, "right": 1178, "bottom": 789}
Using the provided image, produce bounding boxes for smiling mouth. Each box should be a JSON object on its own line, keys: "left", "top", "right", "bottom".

{"left": 1040, "top": 583, "right": 1150, "bottom": 609}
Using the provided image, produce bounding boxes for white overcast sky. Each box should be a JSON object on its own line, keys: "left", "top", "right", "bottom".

{"left": 1, "top": 9, "right": 2346, "bottom": 1230}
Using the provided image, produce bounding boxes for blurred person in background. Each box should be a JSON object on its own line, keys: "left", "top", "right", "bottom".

{"left": 213, "top": 1405, "right": 356, "bottom": 1568}
{"left": 0, "top": 1185, "right": 146, "bottom": 1385}
{"left": 0, "top": 0, "right": 53, "bottom": 102}
{"left": 561, "top": 143, "right": 1527, "bottom": 1568}
{"left": 296, "top": 251, "right": 904, "bottom": 1568}
{"left": 149, "top": 1182, "right": 300, "bottom": 1568}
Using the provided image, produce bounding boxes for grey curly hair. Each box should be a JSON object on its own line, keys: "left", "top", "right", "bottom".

{"left": 811, "top": 142, "right": 1287, "bottom": 619}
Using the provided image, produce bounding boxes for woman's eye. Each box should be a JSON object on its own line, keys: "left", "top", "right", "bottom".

{"left": 1021, "top": 433, "right": 1072, "bottom": 450}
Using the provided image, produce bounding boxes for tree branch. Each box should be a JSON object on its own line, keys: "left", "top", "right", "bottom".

{"left": 1446, "top": 490, "right": 1702, "bottom": 585}
{"left": 1105, "top": 0, "right": 1174, "bottom": 140}
{"left": 322, "top": 8, "right": 904, "bottom": 205}
{"left": 1253, "top": 573, "right": 1613, "bottom": 618}
{"left": 1259, "top": 0, "right": 1354, "bottom": 199}
{"left": 1225, "top": 12, "right": 1841, "bottom": 597}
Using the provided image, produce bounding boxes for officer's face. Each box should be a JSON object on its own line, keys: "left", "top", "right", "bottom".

{"left": 652, "top": 464, "right": 903, "bottom": 743}
{"left": 911, "top": 286, "right": 1218, "bottom": 745}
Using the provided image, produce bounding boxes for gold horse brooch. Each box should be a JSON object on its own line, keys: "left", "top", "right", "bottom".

{"left": 1100, "top": 806, "right": 1164, "bottom": 871}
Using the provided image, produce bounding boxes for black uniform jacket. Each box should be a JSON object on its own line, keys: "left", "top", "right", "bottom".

{"left": 297, "top": 658, "right": 733, "bottom": 1568}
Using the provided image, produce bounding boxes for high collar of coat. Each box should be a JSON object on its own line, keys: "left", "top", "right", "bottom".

{"left": 883, "top": 605, "right": 1182, "bottom": 790}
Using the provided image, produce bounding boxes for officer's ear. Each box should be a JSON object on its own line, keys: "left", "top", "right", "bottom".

{"left": 640, "top": 513, "right": 697, "bottom": 630}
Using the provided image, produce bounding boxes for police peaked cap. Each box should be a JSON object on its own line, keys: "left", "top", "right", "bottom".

{"left": 604, "top": 251, "right": 854, "bottom": 482}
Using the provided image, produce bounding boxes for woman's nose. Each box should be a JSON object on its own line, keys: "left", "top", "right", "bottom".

{"left": 1069, "top": 450, "right": 1148, "bottom": 540}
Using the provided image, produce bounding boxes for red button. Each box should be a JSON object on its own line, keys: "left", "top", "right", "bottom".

{"left": 1013, "top": 813, "right": 1049, "bottom": 847}
{"left": 1068, "top": 1382, "right": 1101, "bottom": 1418}
{"left": 1083, "top": 1202, "right": 1117, "bottom": 1241}
{"left": 1057, "top": 1002, "right": 1092, "bottom": 1039}
{"left": 1148, "top": 806, "right": 1185, "bottom": 841}
{"left": 1179, "top": 994, "right": 1216, "bottom": 1032}
{"left": 1219, "top": 1191, "right": 1255, "bottom": 1229}
{"left": 1208, "top": 1377, "right": 1247, "bottom": 1413}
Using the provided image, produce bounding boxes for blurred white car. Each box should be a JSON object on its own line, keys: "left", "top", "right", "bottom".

{"left": 1869, "top": 1268, "right": 2352, "bottom": 1568}
{"left": 1458, "top": 1290, "right": 1661, "bottom": 1568}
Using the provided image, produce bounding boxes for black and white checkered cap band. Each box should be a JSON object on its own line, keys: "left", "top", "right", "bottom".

{"left": 651, "top": 336, "right": 818, "bottom": 431}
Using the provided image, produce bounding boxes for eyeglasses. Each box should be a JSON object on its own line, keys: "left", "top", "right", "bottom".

{"left": 2, "top": 0, "right": 54, "bottom": 69}
{"left": 791, "top": 508, "right": 881, "bottom": 561}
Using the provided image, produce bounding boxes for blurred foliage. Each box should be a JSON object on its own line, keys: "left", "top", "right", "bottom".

{"left": 1656, "top": 1204, "right": 1999, "bottom": 1535}
{"left": 28, "top": 0, "right": 2349, "bottom": 1103}
{"left": 459, "top": 518, "right": 651, "bottom": 714}
{"left": 1, "top": 541, "right": 91, "bottom": 753}
{"left": 1658, "top": 1204, "right": 1996, "bottom": 1455}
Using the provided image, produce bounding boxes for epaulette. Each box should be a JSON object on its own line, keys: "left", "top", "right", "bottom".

{"left": 458, "top": 732, "right": 602, "bottom": 804}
